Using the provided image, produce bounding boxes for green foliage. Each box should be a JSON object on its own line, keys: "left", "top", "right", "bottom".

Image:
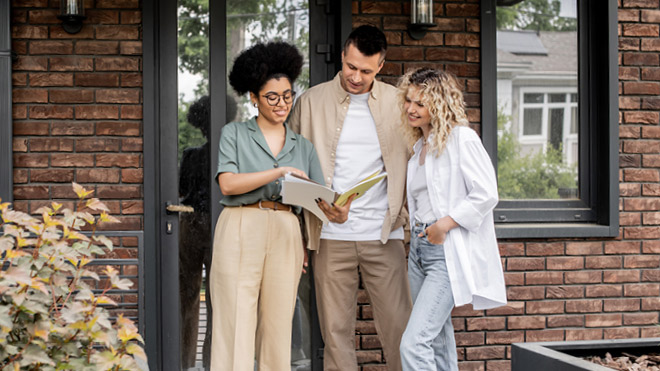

{"left": 177, "top": 97, "right": 206, "bottom": 162}
{"left": 496, "top": 0, "right": 577, "bottom": 31}
{"left": 0, "top": 184, "right": 147, "bottom": 370}
{"left": 497, "top": 109, "right": 577, "bottom": 199}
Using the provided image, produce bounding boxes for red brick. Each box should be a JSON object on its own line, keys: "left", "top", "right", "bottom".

{"left": 403, "top": 32, "right": 444, "bottom": 46}
{"left": 96, "top": 89, "right": 140, "bottom": 103}
{"left": 76, "top": 138, "right": 121, "bottom": 152}
{"left": 456, "top": 361, "right": 485, "bottom": 370}
{"left": 119, "top": 41, "right": 142, "bottom": 55}
{"left": 486, "top": 331, "right": 523, "bottom": 345}
{"left": 96, "top": 0, "right": 141, "bottom": 7}
{"left": 526, "top": 301, "right": 564, "bottom": 314}
{"left": 625, "top": 255, "right": 660, "bottom": 268}
{"left": 121, "top": 201, "right": 143, "bottom": 214}
{"left": 74, "top": 41, "right": 120, "bottom": 55}
{"left": 605, "top": 242, "right": 642, "bottom": 256}
{"left": 619, "top": 9, "right": 640, "bottom": 21}
{"left": 624, "top": 283, "right": 660, "bottom": 297}
{"left": 29, "top": 105, "right": 74, "bottom": 119}
{"left": 445, "top": 33, "right": 479, "bottom": 48}
{"left": 12, "top": 138, "right": 27, "bottom": 152}
{"left": 642, "top": 9, "right": 660, "bottom": 22}
{"left": 96, "top": 216, "right": 141, "bottom": 231}
{"left": 76, "top": 168, "right": 121, "bottom": 183}
{"left": 121, "top": 138, "right": 142, "bottom": 151}
{"left": 622, "top": 23, "right": 659, "bottom": 37}
{"left": 96, "top": 25, "right": 140, "bottom": 40}
{"left": 507, "top": 287, "right": 545, "bottom": 301}
{"left": 586, "top": 285, "right": 623, "bottom": 298}
{"left": 466, "top": 317, "right": 506, "bottom": 331}
{"left": 465, "top": 346, "right": 505, "bottom": 361}
{"left": 12, "top": 88, "right": 48, "bottom": 103}
{"left": 30, "top": 138, "right": 74, "bottom": 152}
{"left": 619, "top": 96, "right": 641, "bottom": 110}
{"left": 526, "top": 242, "right": 564, "bottom": 256}
{"left": 641, "top": 38, "right": 660, "bottom": 51}
{"left": 361, "top": 1, "right": 401, "bottom": 14}
{"left": 452, "top": 305, "right": 483, "bottom": 317}
{"left": 641, "top": 327, "right": 660, "bottom": 338}
{"left": 547, "top": 286, "right": 583, "bottom": 299}
{"left": 446, "top": 4, "right": 479, "bottom": 17}
{"left": 624, "top": 140, "right": 660, "bottom": 154}
{"left": 51, "top": 122, "right": 94, "bottom": 136}
{"left": 51, "top": 154, "right": 94, "bottom": 167}
{"left": 620, "top": 183, "right": 641, "bottom": 196}
{"left": 13, "top": 153, "right": 49, "bottom": 168}
{"left": 621, "top": 37, "right": 640, "bottom": 51}
{"left": 13, "top": 106, "right": 27, "bottom": 119}
{"left": 29, "top": 40, "right": 73, "bottom": 55}
{"left": 506, "top": 258, "right": 544, "bottom": 271}
{"left": 49, "top": 57, "right": 94, "bottom": 72}
{"left": 121, "top": 168, "right": 143, "bottom": 183}
{"left": 508, "top": 316, "right": 545, "bottom": 330}
{"left": 445, "top": 63, "right": 480, "bottom": 78}
{"left": 623, "top": 198, "right": 660, "bottom": 211}
{"left": 624, "top": 226, "right": 660, "bottom": 239}
{"left": 525, "top": 272, "right": 563, "bottom": 285}
{"left": 564, "top": 271, "right": 602, "bottom": 284}
{"left": 641, "top": 98, "right": 660, "bottom": 110}
{"left": 117, "top": 73, "right": 142, "bottom": 88}
{"left": 623, "top": 81, "right": 660, "bottom": 95}
{"left": 29, "top": 72, "right": 74, "bottom": 86}
{"left": 13, "top": 185, "right": 49, "bottom": 200}
{"left": 604, "top": 327, "right": 640, "bottom": 339}
{"left": 642, "top": 67, "right": 660, "bottom": 81}
{"left": 455, "top": 332, "right": 484, "bottom": 347}
{"left": 486, "top": 302, "right": 525, "bottom": 316}
{"left": 86, "top": 9, "right": 120, "bottom": 24}
{"left": 547, "top": 315, "right": 585, "bottom": 328}
{"left": 603, "top": 270, "right": 640, "bottom": 283}
{"left": 504, "top": 272, "right": 524, "bottom": 286}
{"left": 565, "top": 299, "right": 602, "bottom": 313}
{"left": 623, "top": 312, "right": 658, "bottom": 325}
{"left": 566, "top": 242, "right": 603, "bottom": 256}
{"left": 623, "top": 168, "right": 660, "bottom": 182}
{"left": 12, "top": 25, "right": 48, "bottom": 39}
{"left": 120, "top": 10, "right": 141, "bottom": 24}
{"left": 642, "top": 269, "right": 660, "bottom": 282}
{"left": 96, "top": 121, "right": 141, "bottom": 136}
{"left": 643, "top": 240, "right": 660, "bottom": 253}
{"left": 96, "top": 57, "right": 140, "bottom": 71}
{"left": 30, "top": 169, "right": 74, "bottom": 183}
{"left": 121, "top": 105, "right": 142, "bottom": 119}
{"left": 643, "top": 154, "right": 660, "bottom": 167}
{"left": 620, "top": 211, "right": 641, "bottom": 225}
{"left": 13, "top": 122, "right": 49, "bottom": 137}
{"left": 48, "top": 26, "right": 95, "bottom": 40}
{"left": 96, "top": 154, "right": 140, "bottom": 168}
{"left": 525, "top": 329, "right": 564, "bottom": 342}
{"left": 14, "top": 56, "right": 48, "bottom": 71}
{"left": 585, "top": 314, "right": 622, "bottom": 327}
{"left": 547, "top": 257, "right": 584, "bottom": 270}
{"left": 566, "top": 329, "right": 602, "bottom": 341}
{"left": 498, "top": 243, "right": 524, "bottom": 257}
{"left": 14, "top": 169, "right": 28, "bottom": 183}
{"left": 641, "top": 297, "right": 660, "bottom": 310}
{"left": 49, "top": 89, "right": 95, "bottom": 104}
{"left": 620, "top": 154, "right": 641, "bottom": 168}
{"left": 76, "top": 73, "right": 120, "bottom": 87}
{"left": 76, "top": 106, "right": 119, "bottom": 120}
{"left": 624, "top": 111, "right": 659, "bottom": 124}
{"left": 603, "top": 298, "right": 640, "bottom": 312}
{"left": 12, "top": 73, "right": 27, "bottom": 86}
{"left": 96, "top": 185, "right": 142, "bottom": 199}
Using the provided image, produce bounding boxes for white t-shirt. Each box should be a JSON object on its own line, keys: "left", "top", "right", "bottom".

{"left": 409, "top": 160, "right": 435, "bottom": 224}
{"left": 321, "top": 92, "right": 404, "bottom": 241}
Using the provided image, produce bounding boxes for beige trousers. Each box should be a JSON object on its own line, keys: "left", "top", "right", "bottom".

{"left": 210, "top": 206, "right": 303, "bottom": 371}
{"left": 313, "top": 239, "right": 412, "bottom": 371}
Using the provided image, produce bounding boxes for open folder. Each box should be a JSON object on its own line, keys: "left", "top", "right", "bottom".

{"left": 281, "top": 170, "right": 387, "bottom": 224}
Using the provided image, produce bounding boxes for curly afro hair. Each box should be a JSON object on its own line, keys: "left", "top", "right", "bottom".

{"left": 228, "top": 41, "right": 303, "bottom": 96}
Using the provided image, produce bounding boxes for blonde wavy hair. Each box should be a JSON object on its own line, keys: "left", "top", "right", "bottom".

{"left": 397, "top": 68, "right": 469, "bottom": 156}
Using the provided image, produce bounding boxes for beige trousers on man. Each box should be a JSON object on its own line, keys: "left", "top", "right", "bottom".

{"left": 313, "top": 239, "right": 412, "bottom": 371}
{"left": 210, "top": 206, "right": 303, "bottom": 371}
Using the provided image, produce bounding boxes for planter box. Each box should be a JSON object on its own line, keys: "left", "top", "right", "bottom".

{"left": 512, "top": 338, "right": 660, "bottom": 371}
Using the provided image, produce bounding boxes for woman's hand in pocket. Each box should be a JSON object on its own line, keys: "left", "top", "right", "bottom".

{"left": 421, "top": 216, "right": 459, "bottom": 245}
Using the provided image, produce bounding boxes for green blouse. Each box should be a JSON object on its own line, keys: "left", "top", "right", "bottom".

{"left": 216, "top": 117, "right": 324, "bottom": 207}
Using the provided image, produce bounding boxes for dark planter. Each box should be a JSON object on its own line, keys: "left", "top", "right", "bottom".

{"left": 512, "top": 338, "right": 660, "bottom": 371}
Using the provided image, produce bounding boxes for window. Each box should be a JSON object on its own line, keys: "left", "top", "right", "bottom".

{"left": 1, "top": 1, "right": 12, "bottom": 202}
{"left": 481, "top": 0, "right": 619, "bottom": 238}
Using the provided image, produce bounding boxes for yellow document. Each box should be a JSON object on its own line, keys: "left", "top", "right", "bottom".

{"left": 281, "top": 170, "right": 387, "bottom": 224}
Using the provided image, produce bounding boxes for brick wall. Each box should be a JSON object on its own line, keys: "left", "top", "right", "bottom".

{"left": 352, "top": 1, "right": 660, "bottom": 370}
{"left": 11, "top": 0, "right": 143, "bottom": 232}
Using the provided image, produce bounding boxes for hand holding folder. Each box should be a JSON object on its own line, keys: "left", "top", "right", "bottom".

{"left": 281, "top": 170, "right": 387, "bottom": 224}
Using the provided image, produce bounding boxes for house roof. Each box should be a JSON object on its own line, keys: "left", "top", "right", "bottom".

{"left": 497, "top": 30, "right": 578, "bottom": 74}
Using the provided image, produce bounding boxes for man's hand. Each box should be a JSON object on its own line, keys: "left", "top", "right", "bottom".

{"left": 316, "top": 193, "right": 357, "bottom": 224}
{"left": 302, "top": 247, "right": 309, "bottom": 274}
{"left": 420, "top": 216, "right": 459, "bottom": 245}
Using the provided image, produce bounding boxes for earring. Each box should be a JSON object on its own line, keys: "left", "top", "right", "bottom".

{"left": 253, "top": 103, "right": 258, "bottom": 108}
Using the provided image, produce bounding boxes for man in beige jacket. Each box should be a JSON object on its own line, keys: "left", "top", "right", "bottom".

{"left": 289, "top": 25, "right": 412, "bottom": 371}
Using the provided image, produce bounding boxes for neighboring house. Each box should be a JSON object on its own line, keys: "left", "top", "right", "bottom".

{"left": 498, "top": 30, "right": 579, "bottom": 164}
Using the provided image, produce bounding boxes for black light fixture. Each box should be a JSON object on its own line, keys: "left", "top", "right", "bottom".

{"left": 408, "top": 0, "right": 435, "bottom": 40}
{"left": 58, "top": 0, "right": 86, "bottom": 34}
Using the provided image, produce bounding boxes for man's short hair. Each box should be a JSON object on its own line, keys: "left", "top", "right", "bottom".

{"left": 343, "top": 25, "right": 387, "bottom": 59}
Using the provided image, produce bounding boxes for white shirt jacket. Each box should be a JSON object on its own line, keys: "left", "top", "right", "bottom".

{"left": 406, "top": 126, "right": 507, "bottom": 310}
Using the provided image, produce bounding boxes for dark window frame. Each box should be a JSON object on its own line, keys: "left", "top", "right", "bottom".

{"left": 1, "top": 0, "right": 12, "bottom": 203}
{"left": 481, "top": 0, "right": 619, "bottom": 239}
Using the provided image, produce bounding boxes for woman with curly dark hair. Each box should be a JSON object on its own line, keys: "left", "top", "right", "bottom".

{"left": 210, "top": 41, "right": 324, "bottom": 370}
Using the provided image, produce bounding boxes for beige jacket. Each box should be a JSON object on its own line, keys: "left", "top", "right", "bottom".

{"left": 289, "top": 73, "right": 409, "bottom": 251}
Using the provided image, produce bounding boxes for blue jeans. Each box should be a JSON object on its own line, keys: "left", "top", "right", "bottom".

{"left": 400, "top": 223, "right": 458, "bottom": 371}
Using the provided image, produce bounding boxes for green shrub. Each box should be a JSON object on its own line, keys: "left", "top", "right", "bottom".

{"left": 0, "top": 183, "right": 147, "bottom": 370}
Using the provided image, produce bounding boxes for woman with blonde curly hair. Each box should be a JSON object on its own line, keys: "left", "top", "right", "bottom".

{"left": 396, "top": 68, "right": 507, "bottom": 370}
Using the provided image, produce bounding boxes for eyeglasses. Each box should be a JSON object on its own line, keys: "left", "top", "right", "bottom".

{"left": 262, "top": 91, "right": 296, "bottom": 106}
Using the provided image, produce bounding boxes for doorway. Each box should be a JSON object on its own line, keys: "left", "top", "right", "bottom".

{"left": 142, "top": 1, "right": 351, "bottom": 370}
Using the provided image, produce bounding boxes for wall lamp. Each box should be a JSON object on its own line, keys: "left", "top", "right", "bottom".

{"left": 408, "top": 0, "right": 435, "bottom": 40}
{"left": 58, "top": 0, "right": 86, "bottom": 34}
